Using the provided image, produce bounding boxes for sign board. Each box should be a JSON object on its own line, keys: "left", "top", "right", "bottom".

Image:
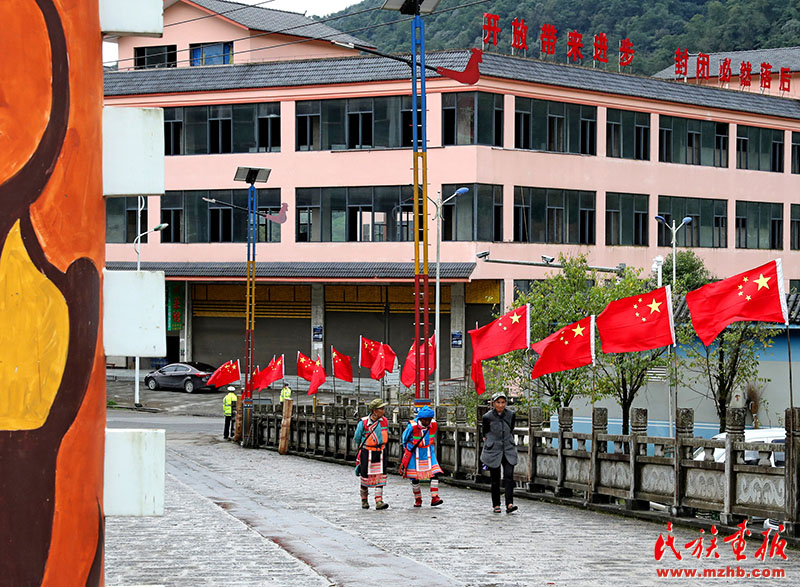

{"left": 104, "top": 428, "right": 165, "bottom": 516}
{"left": 167, "top": 282, "right": 185, "bottom": 331}
{"left": 451, "top": 331, "right": 463, "bottom": 348}
{"left": 103, "top": 269, "right": 167, "bottom": 356}
{"left": 312, "top": 324, "right": 324, "bottom": 342}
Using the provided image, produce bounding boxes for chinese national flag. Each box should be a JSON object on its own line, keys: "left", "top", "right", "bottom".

{"left": 251, "top": 354, "right": 284, "bottom": 390}
{"left": 469, "top": 305, "right": 530, "bottom": 394}
{"left": 531, "top": 316, "right": 595, "bottom": 379}
{"left": 400, "top": 334, "right": 436, "bottom": 387}
{"left": 206, "top": 359, "right": 241, "bottom": 388}
{"left": 687, "top": 260, "right": 788, "bottom": 346}
{"left": 359, "top": 336, "right": 381, "bottom": 368}
{"left": 297, "top": 352, "right": 326, "bottom": 394}
{"left": 597, "top": 286, "right": 675, "bottom": 353}
{"left": 244, "top": 365, "right": 260, "bottom": 392}
{"left": 331, "top": 346, "right": 353, "bottom": 382}
{"left": 370, "top": 343, "right": 397, "bottom": 380}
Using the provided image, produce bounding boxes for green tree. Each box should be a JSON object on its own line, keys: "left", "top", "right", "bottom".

{"left": 659, "top": 250, "right": 713, "bottom": 294}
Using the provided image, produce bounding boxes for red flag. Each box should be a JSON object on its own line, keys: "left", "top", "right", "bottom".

{"left": 597, "top": 286, "right": 675, "bottom": 353}
{"left": 244, "top": 365, "right": 260, "bottom": 392}
{"left": 401, "top": 334, "right": 436, "bottom": 387}
{"left": 687, "top": 260, "right": 788, "bottom": 346}
{"left": 359, "top": 336, "right": 380, "bottom": 368}
{"left": 251, "top": 354, "right": 284, "bottom": 390}
{"left": 370, "top": 343, "right": 397, "bottom": 380}
{"left": 531, "top": 316, "right": 595, "bottom": 379}
{"left": 331, "top": 346, "right": 353, "bottom": 382}
{"left": 297, "top": 352, "right": 326, "bottom": 394}
{"left": 469, "top": 305, "right": 530, "bottom": 394}
{"left": 206, "top": 359, "right": 241, "bottom": 388}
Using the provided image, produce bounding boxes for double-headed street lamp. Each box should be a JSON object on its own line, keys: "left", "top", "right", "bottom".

{"left": 430, "top": 186, "right": 469, "bottom": 407}
{"left": 132, "top": 200, "right": 168, "bottom": 408}
{"left": 655, "top": 215, "right": 692, "bottom": 288}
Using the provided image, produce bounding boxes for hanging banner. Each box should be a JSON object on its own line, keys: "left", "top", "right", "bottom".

{"left": 167, "top": 282, "right": 185, "bottom": 331}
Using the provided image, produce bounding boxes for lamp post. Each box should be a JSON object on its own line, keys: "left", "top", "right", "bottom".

{"left": 655, "top": 215, "right": 692, "bottom": 289}
{"left": 475, "top": 251, "right": 627, "bottom": 277}
{"left": 132, "top": 206, "right": 168, "bottom": 408}
{"left": 430, "top": 186, "right": 469, "bottom": 407}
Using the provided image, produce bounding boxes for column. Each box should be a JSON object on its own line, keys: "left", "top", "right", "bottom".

{"left": 450, "top": 282, "right": 465, "bottom": 378}
{"left": 311, "top": 283, "right": 324, "bottom": 366}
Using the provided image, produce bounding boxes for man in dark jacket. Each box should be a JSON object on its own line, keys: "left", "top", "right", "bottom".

{"left": 480, "top": 391, "right": 518, "bottom": 513}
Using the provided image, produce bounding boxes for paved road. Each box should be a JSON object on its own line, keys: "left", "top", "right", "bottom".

{"left": 105, "top": 410, "right": 800, "bottom": 586}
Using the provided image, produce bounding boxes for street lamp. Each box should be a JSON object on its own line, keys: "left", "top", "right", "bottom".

{"left": 654, "top": 215, "right": 692, "bottom": 288}
{"left": 132, "top": 211, "right": 168, "bottom": 408}
{"left": 475, "top": 251, "right": 627, "bottom": 276}
{"left": 652, "top": 255, "right": 664, "bottom": 288}
{"left": 429, "top": 186, "right": 469, "bottom": 407}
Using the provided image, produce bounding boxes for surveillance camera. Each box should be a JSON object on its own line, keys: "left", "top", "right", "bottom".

{"left": 541, "top": 255, "right": 555, "bottom": 264}
{"left": 476, "top": 251, "right": 490, "bottom": 259}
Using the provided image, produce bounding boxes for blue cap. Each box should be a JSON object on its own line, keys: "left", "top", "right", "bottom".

{"left": 417, "top": 406, "right": 435, "bottom": 419}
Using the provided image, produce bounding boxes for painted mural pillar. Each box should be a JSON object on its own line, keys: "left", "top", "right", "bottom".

{"left": 450, "top": 283, "right": 465, "bottom": 378}
{"left": 0, "top": 0, "right": 105, "bottom": 584}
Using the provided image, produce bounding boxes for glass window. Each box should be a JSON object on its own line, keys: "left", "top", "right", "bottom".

{"left": 659, "top": 115, "right": 726, "bottom": 167}
{"left": 657, "top": 196, "right": 727, "bottom": 248}
{"left": 208, "top": 105, "right": 232, "bottom": 154}
{"left": 515, "top": 97, "right": 595, "bottom": 155}
{"left": 736, "top": 125, "right": 784, "bottom": 172}
{"left": 606, "top": 192, "right": 648, "bottom": 246}
{"left": 296, "top": 101, "right": 321, "bottom": 151}
{"left": 735, "top": 201, "right": 783, "bottom": 249}
{"left": 441, "top": 184, "right": 503, "bottom": 241}
{"left": 257, "top": 188, "right": 282, "bottom": 243}
{"left": 257, "top": 103, "right": 280, "bottom": 152}
{"left": 160, "top": 192, "right": 183, "bottom": 243}
{"left": 442, "top": 92, "right": 503, "bottom": 146}
{"left": 164, "top": 108, "right": 183, "bottom": 156}
{"left": 792, "top": 132, "right": 800, "bottom": 174}
{"left": 189, "top": 42, "right": 233, "bottom": 66}
{"left": 791, "top": 204, "right": 800, "bottom": 250}
{"left": 106, "top": 197, "right": 147, "bottom": 243}
{"left": 168, "top": 103, "right": 279, "bottom": 155}
{"left": 134, "top": 45, "right": 176, "bottom": 69}
{"left": 606, "top": 109, "right": 650, "bottom": 160}
{"left": 514, "top": 186, "right": 595, "bottom": 244}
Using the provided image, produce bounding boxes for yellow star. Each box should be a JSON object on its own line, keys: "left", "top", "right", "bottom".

{"left": 642, "top": 318, "right": 646, "bottom": 322}
{"left": 647, "top": 298, "right": 662, "bottom": 314}
{"left": 754, "top": 274, "right": 771, "bottom": 290}
{"left": 635, "top": 312, "right": 640, "bottom": 317}
{"left": 559, "top": 336, "right": 564, "bottom": 341}
{"left": 743, "top": 277, "right": 749, "bottom": 283}
{"left": 572, "top": 323, "right": 585, "bottom": 337}
{"left": 746, "top": 295, "right": 752, "bottom": 301}
{"left": 633, "top": 304, "right": 638, "bottom": 309}
{"left": 564, "top": 340, "right": 569, "bottom": 345}
{"left": 300, "top": 357, "right": 306, "bottom": 363}
{"left": 738, "top": 291, "right": 743, "bottom": 296}
{"left": 738, "top": 284, "right": 743, "bottom": 290}
{"left": 510, "top": 313, "right": 521, "bottom": 324}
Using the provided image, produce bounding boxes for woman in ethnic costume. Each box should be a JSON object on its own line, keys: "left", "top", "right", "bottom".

{"left": 353, "top": 398, "right": 390, "bottom": 510}
{"left": 401, "top": 406, "right": 444, "bottom": 507}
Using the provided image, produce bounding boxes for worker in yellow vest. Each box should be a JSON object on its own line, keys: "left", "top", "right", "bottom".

{"left": 223, "top": 386, "right": 237, "bottom": 439}
{"left": 280, "top": 381, "right": 292, "bottom": 403}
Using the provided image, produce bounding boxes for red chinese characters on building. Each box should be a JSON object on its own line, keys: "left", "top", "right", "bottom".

{"left": 719, "top": 58, "right": 732, "bottom": 83}
{"left": 696, "top": 53, "right": 710, "bottom": 80}
{"left": 511, "top": 17, "right": 528, "bottom": 52}
{"left": 760, "top": 62, "right": 772, "bottom": 90}
{"left": 674, "top": 48, "right": 689, "bottom": 77}
{"left": 567, "top": 30, "right": 583, "bottom": 62}
{"left": 540, "top": 23, "right": 557, "bottom": 56}
{"left": 740, "top": 61, "right": 752, "bottom": 88}
{"left": 482, "top": 13, "right": 501, "bottom": 46}
{"left": 619, "top": 38, "right": 635, "bottom": 67}
{"left": 780, "top": 67, "right": 792, "bottom": 93}
{"left": 593, "top": 32, "right": 608, "bottom": 63}
{"left": 654, "top": 522, "right": 683, "bottom": 561}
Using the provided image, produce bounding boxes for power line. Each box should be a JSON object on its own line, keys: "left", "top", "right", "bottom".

{"left": 164, "top": 0, "right": 277, "bottom": 29}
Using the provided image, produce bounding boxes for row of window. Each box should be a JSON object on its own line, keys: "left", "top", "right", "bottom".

{"left": 161, "top": 94, "right": 800, "bottom": 174}
{"left": 106, "top": 188, "right": 800, "bottom": 250}
{"left": 134, "top": 43, "right": 232, "bottom": 69}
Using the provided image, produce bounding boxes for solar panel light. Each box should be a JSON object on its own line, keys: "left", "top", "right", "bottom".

{"left": 381, "top": 0, "right": 442, "bottom": 15}
{"left": 234, "top": 166, "right": 271, "bottom": 185}
{"left": 476, "top": 251, "right": 490, "bottom": 260}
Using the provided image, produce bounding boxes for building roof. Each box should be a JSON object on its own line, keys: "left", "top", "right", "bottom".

{"left": 177, "top": 0, "right": 369, "bottom": 46}
{"left": 105, "top": 261, "right": 476, "bottom": 280}
{"left": 653, "top": 46, "right": 800, "bottom": 80}
{"left": 105, "top": 49, "right": 800, "bottom": 121}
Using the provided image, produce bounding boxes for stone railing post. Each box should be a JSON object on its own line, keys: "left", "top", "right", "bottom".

{"left": 627, "top": 407, "right": 648, "bottom": 510}
{"left": 673, "top": 407, "right": 695, "bottom": 517}
{"left": 721, "top": 407, "right": 746, "bottom": 525}
{"left": 588, "top": 407, "right": 608, "bottom": 503}
{"left": 528, "top": 407, "right": 544, "bottom": 493}
{"left": 322, "top": 405, "right": 332, "bottom": 455}
{"left": 556, "top": 407, "right": 573, "bottom": 496}
{"left": 785, "top": 408, "right": 800, "bottom": 537}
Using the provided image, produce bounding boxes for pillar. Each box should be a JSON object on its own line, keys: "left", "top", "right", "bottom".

{"left": 311, "top": 283, "right": 324, "bottom": 366}
{"left": 450, "top": 282, "right": 465, "bottom": 379}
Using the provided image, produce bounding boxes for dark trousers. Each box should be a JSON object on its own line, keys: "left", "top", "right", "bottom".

{"left": 223, "top": 415, "right": 232, "bottom": 438}
{"left": 489, "top": 457, "right": 515, "bottom": 507}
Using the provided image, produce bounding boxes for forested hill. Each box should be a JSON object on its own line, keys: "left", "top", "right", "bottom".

{"left": 320, "top": 0, "right": 800, "bottom": 75}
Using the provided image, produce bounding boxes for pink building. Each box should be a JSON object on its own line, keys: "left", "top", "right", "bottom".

{"left": 105, "top": 0, "right": 800, "bottom": 384}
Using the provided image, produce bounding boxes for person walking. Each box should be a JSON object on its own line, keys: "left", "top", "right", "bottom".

{"left": 353, "top": 398, "right": 390, "bottom": 510}
{"left": 480, "top": 391, "right": 518, "bottom": 513}
{"left": 400, "top": 405, "right": 443, "bottom": 507}
{"left": 222, "top": 386, "right": 237, "bottom": 440}
{"left": 280, "top": 381, "right": 292, "bottom": 403}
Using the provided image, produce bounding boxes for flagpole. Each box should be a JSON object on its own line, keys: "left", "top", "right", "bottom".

{"left": 788, "top": 326, "right": 795, "bottom": 409}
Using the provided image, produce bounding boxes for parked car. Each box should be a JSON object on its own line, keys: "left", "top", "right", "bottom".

{"left": 144, "top": 362, "right": 218, "bottom": 393}
{"left": 692, "top": 428, "right": 785, "bottom": 467}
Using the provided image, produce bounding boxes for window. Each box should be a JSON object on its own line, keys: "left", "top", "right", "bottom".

{"left": 164, "top": 108, "right": 183, "bottom": 156}
{"left": 515, "top": 97, "right": 596, "bottom": 155}
{"left": 134, "top": 45, "right": 176, "bottom": 69}
{"left": 735, "top": 201, "right": 783, "bottom": 249}
{"left": 792, "top": 132, "right": 800, "bottom": 174}
{"left": 658, "top": 196, "right": 727, "bottom": 248}
{"left": 606, "top": 109, "right": 650, "bottom": 160}
{"left": 189, "top": 42, "right": 232, "bottom": 66}
{"left": 257, "top": 103, "right": 281, "bottom": 152}
{"left": 346, "top": 98, "right": 374, "bottom": 149}
{"left": 257, "top": 189, "right": 282, "bottom": 243}
{"left": 296, "top": 101, "right": 321, "bottom": 151}
{"left": 106, "top": 197, "right": 147, "bottom": 243}
{"left": 171, "top": 190, "right": 252, "bottom": 243}
{"left": 792, "top": 204, "right": 800, "bottom": 250}
{"left": 296, "top": 186, "right": 414, "bottom": 242}
{"left": 442, "top": 92, "right": 503, "bottom": 146}
{"left": 606, "top": 192, "right": 648, "bottom": 246}
{"left": 790, "top": 280, "right": 800, "bottom": 294}
{"left": 736, "top": 125, "right": 784, "bottom": 172}
{"left": 160, "top": 192, "right": 183, "bottom": 243}
{"left": 208, "top": 105, "right": 232, "bottom": 154}
{"left": 442, "top": 184, "right": 503, "bottom": 242}
{"left": 659, "top": 116, "right": 727, "bottom": 167}
{"left": 514, "top": 187, "right": 595, "bottom": 244}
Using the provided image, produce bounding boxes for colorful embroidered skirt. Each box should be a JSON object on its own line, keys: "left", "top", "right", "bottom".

{"left": 358, "top": 447, "right": 387, "bottom": 487}
{"left": 405, "top": 446, "right": 443, "bottom": 480}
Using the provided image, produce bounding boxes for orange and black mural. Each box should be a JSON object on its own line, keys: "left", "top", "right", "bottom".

{"left": 0, "top": 0, "right": 105, "bottom": 584}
